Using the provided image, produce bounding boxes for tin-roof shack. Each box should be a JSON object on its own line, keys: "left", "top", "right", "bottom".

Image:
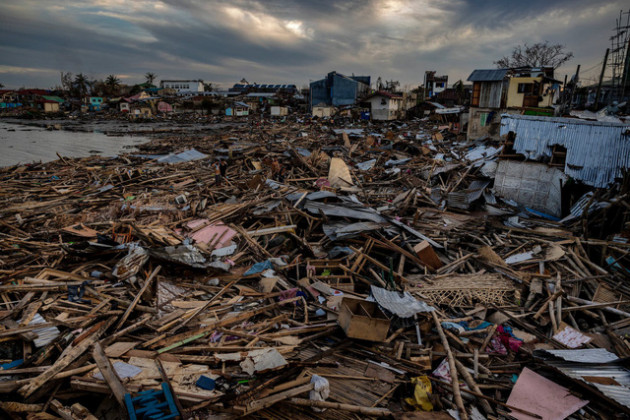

{"left": 494, "top": 114, "right": 630, "bottom": 217}
{"left": 500, "top": 114, "right": 630, "bottom": 188}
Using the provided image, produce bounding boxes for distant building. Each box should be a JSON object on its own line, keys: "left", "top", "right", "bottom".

{"left": 270, "top": 106, "right": 289, "bottom": 116}
{"left": 309, "top": 71, "right": 371, "bottom": 109}
{"left": 160, "top": 80, "right": 204, "bottom": 94}
{"left": 230, "top": 83, "right": 297, "bottom": 94}
{"left": 226, "top": 101, "right": 250, "bottom": 116}
{"left": 312, "top": 105, "right": 334, "bottom": 118}
{"left": 424, "top": 71, "right": 448, "bottom": 98}
{"left": 87, "top": 97, "right": 103, "bottom": 111}
{"left": 363, "top": 91, "right": 403, "bottom": 120}
{"left": 157, "top": 101, "right": 173, "bottom": 113}
{"left": 41, "top": 96, "right": 64, "bottom": 113}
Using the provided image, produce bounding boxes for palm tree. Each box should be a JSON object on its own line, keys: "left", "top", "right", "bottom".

{"left": 105, "top": 75, "right": 121, "bottom": 96}
{"left": 74, "top": 73, "right": 89, "bottom": 97}
{"left": 145, "top": 72, "right": 157, "bottom": 86}
{"left": 0, "top": 83, "right": 4, "bottom": 89}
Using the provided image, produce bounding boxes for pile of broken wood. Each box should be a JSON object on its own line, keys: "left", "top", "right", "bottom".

{"left": 0, "top": 116, "right": 629, "bottom": 419}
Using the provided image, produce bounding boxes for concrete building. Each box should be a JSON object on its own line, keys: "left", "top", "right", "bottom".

{"left": 309, "top": 71, "right": 370, "bottom": 109}
{"left": 424, "top": 71, "right": 448, "bottom": 98}
{"left": 160, "top": 80, "right": 204, "bottom": 94}
{"left": 364, "top": 91, "right": 403, "bottom": 120}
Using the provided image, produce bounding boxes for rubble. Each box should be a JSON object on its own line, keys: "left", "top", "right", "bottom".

{"left": 0, "top": 114, "right": 629, "bottom": 419}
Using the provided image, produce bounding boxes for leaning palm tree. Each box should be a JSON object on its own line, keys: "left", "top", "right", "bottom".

{"left": 105, "top": 75, "right": 121, "bottom": 96}
{"left": 74, "top": 73, "right": 89, "bottom": 97}
{"left": 145, "top": 72, "right": 157, "bottom": 86}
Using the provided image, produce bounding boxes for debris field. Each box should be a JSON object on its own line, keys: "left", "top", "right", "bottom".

{"left": 1, "top": 116, "right": 629, "bottom": 420}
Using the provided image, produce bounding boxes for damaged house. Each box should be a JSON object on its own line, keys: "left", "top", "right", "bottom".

{"left": 424, "top": 71, "right": 448, "bottom": 98}
{"left": 494, "top": 114, "right": 630, "bottom": 217}
{"left": 467, "top": 67, "right": 562, "bottom": 140}
{"left": 363, "top": 91, "right": 403, "bottom": 120}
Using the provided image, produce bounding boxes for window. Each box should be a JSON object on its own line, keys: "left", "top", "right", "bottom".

{"left": 381, "top": 98, "right": 386, "bottom": 105}
{"left": 518, "top": 83, "right": 534, "bottom": 94}
{"left": 471, "top": 83, "right": 480, "bottom": 106}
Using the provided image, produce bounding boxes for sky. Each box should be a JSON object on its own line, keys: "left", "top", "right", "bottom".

{"left": 0, "top": 0, "right": 626, "bottom": 90}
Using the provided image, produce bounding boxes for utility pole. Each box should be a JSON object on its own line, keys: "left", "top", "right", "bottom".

{"left": 569, "top": 64, "right": 581, "bottom": 110}
{"left": 563, "top": 74, "right": 568, "bottom": 107}
{"left": 595, "top": 48, "right": 610, "bottom": 110}
{"left": 621, "top": 37, "right": 630, "bottom": 101}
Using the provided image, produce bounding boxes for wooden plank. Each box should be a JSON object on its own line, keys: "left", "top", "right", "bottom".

{"left": 92, "top": 342, "right": 127, "bottom": 407}
{"left": 18, "top": 318, "right": 113, "bottom": 398}
{"left": 114, "top": 265, "right": 160, "bottom": 331}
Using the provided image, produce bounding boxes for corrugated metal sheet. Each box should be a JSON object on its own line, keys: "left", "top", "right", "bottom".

{"left": 544, "top": 361, "right": 630, "bottom": 408}
{"left": 493, "top": 160, "right": 565, "bottom": 217}
{"left": 479, "top": 81, "right": 503, "bottom": 108}
{"left": 304, "top": 199, "right": 387, "bottom": 223}
{"left": 369, "top": 285, "right": 434, "bottom": 318}
{"left": 467, "top": 69, "right": 508, "bottom": 82}
{"left": 447, "top": 180, "right": 490, "bottom": 210}
{"left": 540, "top": 348, "right": 620, "bottom": 363}
{"left": 24, "top": 313, "right": 60, "bottom": 348}
{"left": 156, "top": 148, "right": 207, "bottom": 164}
{"left": 500, "top": 114, "right": 630, "bottom": 188}
{"left": 535, "top": 349, "right": 630, "bottom": 409}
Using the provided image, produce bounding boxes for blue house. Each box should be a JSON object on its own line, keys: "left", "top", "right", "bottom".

{"left": 309, "top": 71, "right": 371, "bottom": 109}
{"left": 88, "top": 97, "right": 103, "bottom": 111}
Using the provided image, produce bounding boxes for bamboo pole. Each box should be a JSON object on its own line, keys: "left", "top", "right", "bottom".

{"left": 432, "top": 311, "right": 468, "bottom": 420}
{"left": 288, "top": 397, "right": 392, "bottom": 416}
{"left": 454, "top": 359, "right": 493, "bottom": 415}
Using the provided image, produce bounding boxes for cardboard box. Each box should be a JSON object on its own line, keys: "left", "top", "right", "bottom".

{"left": 337, "top": 297, "right": 390, "bottom": 342}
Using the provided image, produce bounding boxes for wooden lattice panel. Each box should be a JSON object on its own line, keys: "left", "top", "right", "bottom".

{"left": 417, "top": 273, "right": 519, "bottom": 307}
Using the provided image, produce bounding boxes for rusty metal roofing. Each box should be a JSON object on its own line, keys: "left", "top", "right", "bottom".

{"left": 500, "top": 114, "right": 630, "bottom": 188}
{"left": 467, "top": 69, "right": 508, "bottom": 82}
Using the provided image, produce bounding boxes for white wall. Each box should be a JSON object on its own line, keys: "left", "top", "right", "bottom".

{"left": 313, "top": 106, "right": 333, "bottom": 117}
{"left": 367, "top": 96, "right": 401, "bottom": 120}
{"left": 161, "top": 81, "right": 204, "bottom": 93}
{"left": 271, "top": 106, "right": 288, "bottom": 116}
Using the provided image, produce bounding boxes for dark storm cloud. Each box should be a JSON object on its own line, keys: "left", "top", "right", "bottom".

{"left": 0, "top": 0, "right": 625, "bottom": 89}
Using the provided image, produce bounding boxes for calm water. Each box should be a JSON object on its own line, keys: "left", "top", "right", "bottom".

{"left": 0, "top": 121, "right": 149, "bottom": 166}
